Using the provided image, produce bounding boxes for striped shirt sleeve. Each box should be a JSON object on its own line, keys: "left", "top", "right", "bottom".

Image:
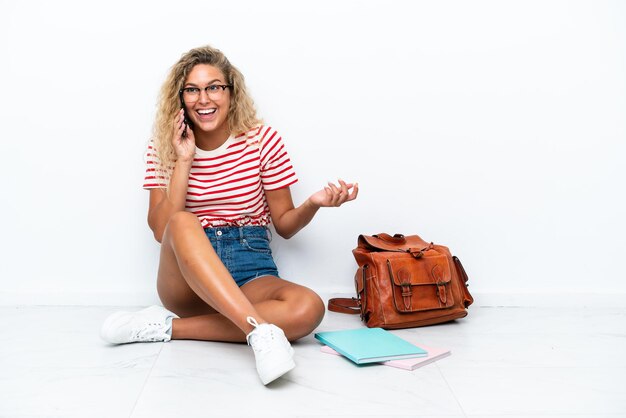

{"left": 142, "top": 140, "right": 168, "bottom": 189}
{"left": 259, "top": 127, "right": 298, "bottom": 191}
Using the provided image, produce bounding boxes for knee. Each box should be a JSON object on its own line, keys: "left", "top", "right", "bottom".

{"left": 288, "top": 289, "right": 325, "bottom": 340}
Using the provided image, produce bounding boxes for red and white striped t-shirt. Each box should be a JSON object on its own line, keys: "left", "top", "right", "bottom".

{"left": 143, "top": 125, "right": 298, "bottom": 228}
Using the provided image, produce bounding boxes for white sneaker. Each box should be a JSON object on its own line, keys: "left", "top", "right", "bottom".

{"left": 100, "top": 305, "right": 178, "bottom": 344}
{"left": 246, "top": 317, "right": 295, "bottom": 385}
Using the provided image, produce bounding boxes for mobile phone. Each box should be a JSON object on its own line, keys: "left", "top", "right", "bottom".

{"left": 179, "top": 92, "right": 193, "bottom": 138}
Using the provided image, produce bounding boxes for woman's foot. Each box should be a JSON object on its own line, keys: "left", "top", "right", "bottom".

{"left": 100, "top": 305, "right": 178, "bottom": 344}
{"left": 246, "top": 316, "right": 295, "bottom": 385}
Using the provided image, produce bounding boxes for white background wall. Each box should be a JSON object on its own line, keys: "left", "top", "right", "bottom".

{"left": 1, "top": 0, "right": 624, "bottom": 307}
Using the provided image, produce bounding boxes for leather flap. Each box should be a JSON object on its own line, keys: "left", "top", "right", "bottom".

{"left": 387, "top": 254, "right": 451, "bottom": 286}
{"left": 358, "top": 234, "right": 432, "bottom": 253}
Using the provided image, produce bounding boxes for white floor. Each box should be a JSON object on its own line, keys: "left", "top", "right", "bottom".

{"left": 2, "top": 303, "right": 626, "bottom": 418}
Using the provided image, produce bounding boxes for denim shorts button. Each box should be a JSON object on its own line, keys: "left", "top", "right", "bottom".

{"left": 216, "top": 230, "right": 222, "bottom": 236}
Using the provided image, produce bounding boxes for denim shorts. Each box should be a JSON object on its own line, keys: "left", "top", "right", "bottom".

{"left": 204, "top": 226, "right": 280, "bottom": 287}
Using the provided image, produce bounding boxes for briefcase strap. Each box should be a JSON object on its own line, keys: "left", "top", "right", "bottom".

{"left": 327, "top": 297, "right": 361, "bottom": 315}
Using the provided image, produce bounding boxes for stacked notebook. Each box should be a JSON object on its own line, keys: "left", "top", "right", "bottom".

{"left": 314, "top": 327, "right": 450, "bottom": 370}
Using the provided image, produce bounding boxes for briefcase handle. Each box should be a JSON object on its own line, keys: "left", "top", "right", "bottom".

{"left": 372, "top": 233, "right": 406, "bottom": 244}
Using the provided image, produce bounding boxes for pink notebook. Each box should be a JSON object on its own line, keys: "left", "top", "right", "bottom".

{"left": 321, "top": 344, "right": 451, "bottom": 370}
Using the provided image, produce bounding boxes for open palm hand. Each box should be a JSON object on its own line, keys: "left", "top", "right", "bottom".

{"left": 308, "top": 179, "right": 359, "bottom": 208}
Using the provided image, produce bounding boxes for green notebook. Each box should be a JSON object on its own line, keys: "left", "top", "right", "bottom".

{"left": 314, "top": 328, "right": 428, "bottom": 364}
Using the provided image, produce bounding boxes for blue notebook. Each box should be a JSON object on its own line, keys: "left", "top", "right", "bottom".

{"left": 314, "top": 328, "right": 428, "bottom": 364}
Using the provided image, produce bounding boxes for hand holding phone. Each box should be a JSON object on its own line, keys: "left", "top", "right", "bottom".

{"left": 172, "top": 108, "right": 196, "bottom": 162}
{"left": 182, "top": 119, "right": 188, "bottom": 139}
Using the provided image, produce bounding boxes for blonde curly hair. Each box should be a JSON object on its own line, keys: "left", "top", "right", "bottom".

{"left": 152, "top": 45, "right": 262, "bottom": 187}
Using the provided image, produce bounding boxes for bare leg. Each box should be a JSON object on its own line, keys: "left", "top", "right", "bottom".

{"left": 156, "top": 211, "right": 325, "bottom": 341}
{"left": 157, "top": 211, "right": 262, "bottom": 335}
{"left": 171, "top": 276, "right": 325, "bottom": 342}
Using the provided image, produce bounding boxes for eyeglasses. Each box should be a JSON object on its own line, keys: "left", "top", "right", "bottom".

{"left": 180, "top": 85, "right": 232, "bottom": 103}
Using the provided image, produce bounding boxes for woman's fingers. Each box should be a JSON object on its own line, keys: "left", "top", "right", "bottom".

{"left": 337, "top": 179, "right": 351, "bottom": 204}
{"left": 323, "top": 187, "right": 333, "bottom": 205}
{"left": 347, "top": 182, "right": 359, "bottom": 201}
{"left": 327, "top": 180, "right": 358, "bottom": 206}
{"left": 173, "top": 110, "right": 184, "bottom": 139}
{"left": 326, "top": 182, "right": 340, "bottom": 206}
{"left": 309, "top": 180, "right": 358, "bottom": 208}
{"left": 327, "top": 181, "right": 340, "bottom": 194}
{"left": 174, "top": 110, "right": 192, "bottom": 138}
{"left": 170, "top": 109, "right": 196, "bottom": 161}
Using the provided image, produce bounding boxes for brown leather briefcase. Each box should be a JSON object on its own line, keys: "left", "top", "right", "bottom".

{"left": 328, "top": 233, "right": 474, "bottom": 329}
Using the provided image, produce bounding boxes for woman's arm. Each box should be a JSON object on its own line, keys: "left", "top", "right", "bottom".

{"left": 147, "top": 159, "right": 193, "bottom": 242}
{"left": 266, "top": 179, "right": 358, "bottom": 239}
{"left": 147, "top": 109, "right": 196, "bottom": 243}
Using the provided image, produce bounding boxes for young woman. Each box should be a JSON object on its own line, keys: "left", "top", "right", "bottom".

{"left": 100, "top": 45, "right": 358, "bottom": 385}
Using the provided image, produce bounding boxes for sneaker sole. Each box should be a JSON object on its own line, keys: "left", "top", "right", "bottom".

{"left": 259, "top": 357, "right": 296, "bottom": 385}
